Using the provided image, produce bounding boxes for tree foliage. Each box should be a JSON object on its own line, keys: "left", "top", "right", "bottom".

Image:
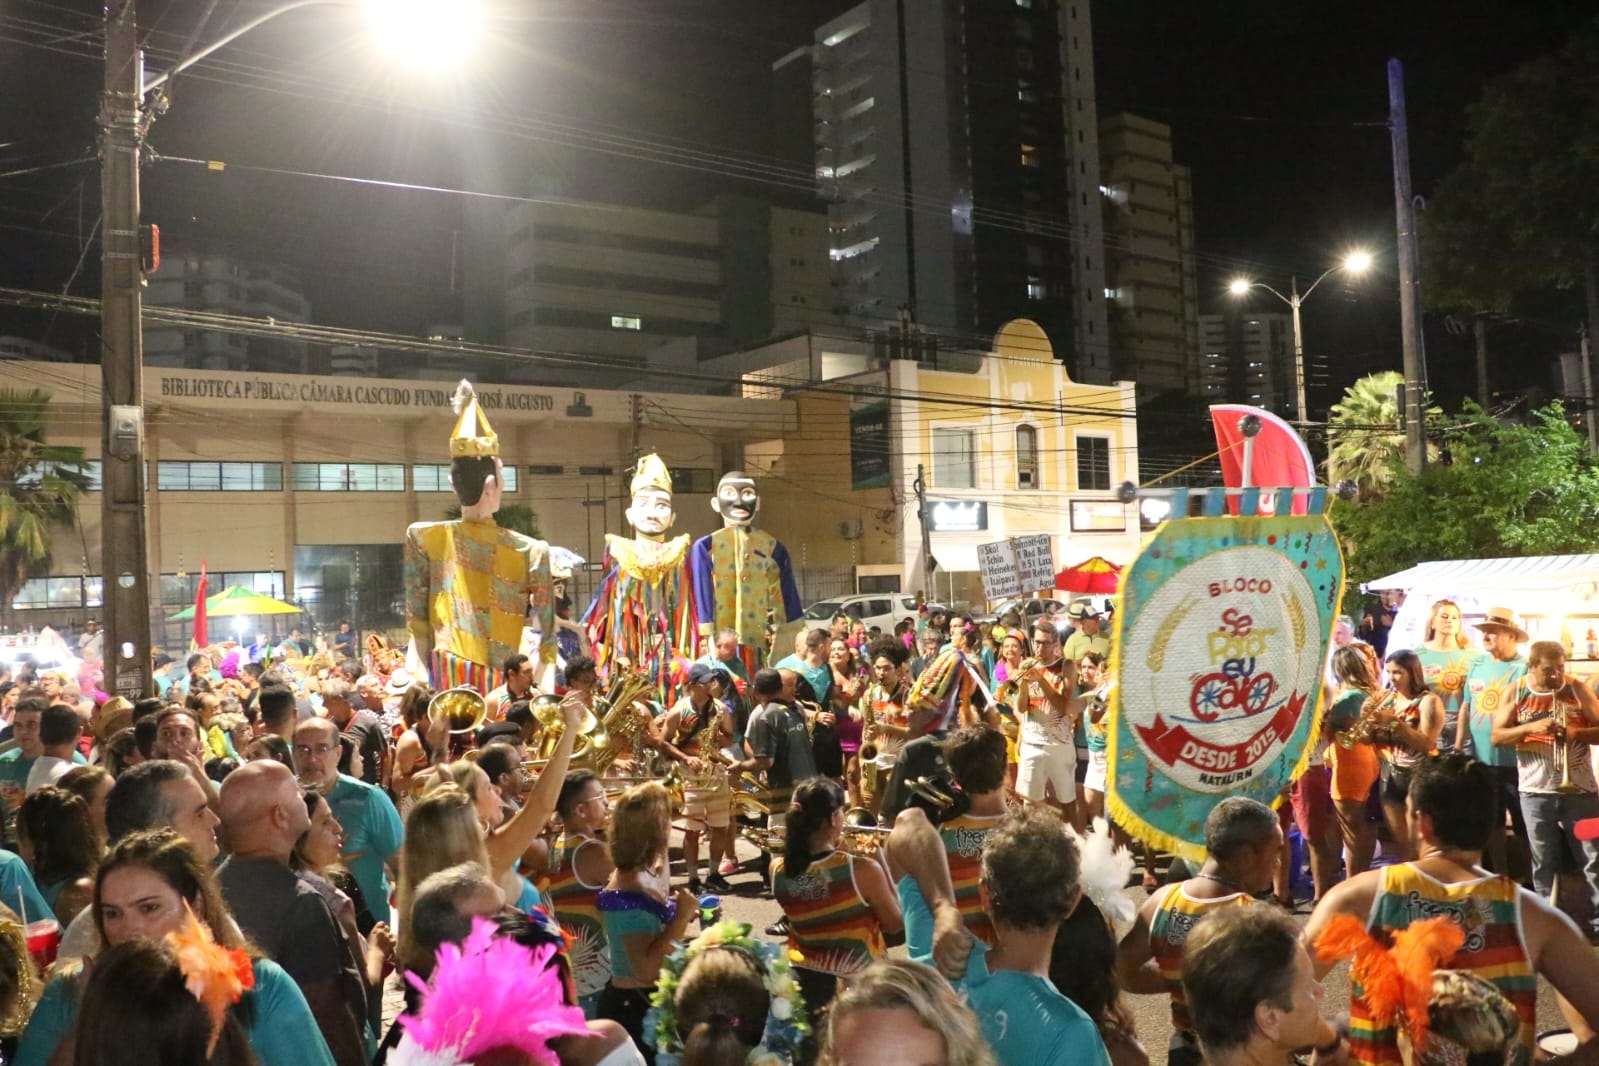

{"left": 443, "top": 503, "right": 542, "bottom": 540}
{"left": 1424, "top": 20, "right": 1599, "bottom": 373}
{"left": 0, "top": 389, "right": 90, "bottom": 616}
{"left": 1331, "top": 402, "right": 1599, "bottom": 587}
{"left": 1326, "top": 372, "right": 1440, "bottom": 496}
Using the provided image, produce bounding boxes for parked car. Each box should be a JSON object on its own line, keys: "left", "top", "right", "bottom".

{"left": 975, "top": 596, "right": 1067, "bottom": 630}
{"left": 800, "top": 593, "right": 921, "bottom": 634}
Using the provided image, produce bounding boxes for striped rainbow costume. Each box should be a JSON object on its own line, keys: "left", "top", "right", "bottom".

{"left": 1148, "top": 882, "right": 1254, "bottom": 1032}
{"left": 938, "top": 811, "right": 1005, "bottom": 946}
{"left": 544, "top": 835, "right": 611, "bottom": 1006}
{"left": 772, "top": 850, "right": 885, "bottom": 978}
{"left": 1347, "top": 863, "right": 1535, "bottom": 1066}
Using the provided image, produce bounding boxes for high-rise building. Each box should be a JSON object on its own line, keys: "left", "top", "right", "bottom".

{"left": 1198, "top": 310, "right": 1294, "bottom": 417}
{"left": 783, "top": 0, "right": 1110, "bottom": 383}
{"left": 464, "top": 194, "right": 830, "bottom": 388}
{"left": 144, "top": 252, "right": 310, "bottom": 373}
{"left": 1099, "top": 113, "right": 1200, "bottom": 396}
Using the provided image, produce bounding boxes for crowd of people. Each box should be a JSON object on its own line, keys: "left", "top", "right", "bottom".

{"left": 0, "top": 593, "right": 1593, "bottom": 1066}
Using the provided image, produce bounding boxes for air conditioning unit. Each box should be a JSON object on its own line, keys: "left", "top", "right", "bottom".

{"left": 838, "top": 519, "right": 864, "bottom": 540}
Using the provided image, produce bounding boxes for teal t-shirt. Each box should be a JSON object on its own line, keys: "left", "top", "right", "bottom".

{"left": 15, "top": 957, "right": 334, "bottom": 1066}
{"left": 772, "top": 655, "right": 832, "bottom": 704}
{"left": 597, "top": 889, "right": 674, "bottom": 982}
{"left": 1415, "top": 646, "right": 1486, "bottom": 753}
{"left": 325, "top": 774, "right": 403, "bottom": 924}
{"left": 0, "top": 848, "right": 53, "bottom": 924}
{"left": 961, "top": 941, "right": 1111, "bottom": 1066}
{"left": 901, "top": 875, "right": 1112, "bottom": 1066}
{"left": 898, "top": 876, "right": 1109, "bottom": 1066}
{"left": 1465, "top": 654, "right": 1527, "bottom": 768}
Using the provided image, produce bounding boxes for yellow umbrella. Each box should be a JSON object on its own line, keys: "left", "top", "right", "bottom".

{"left": 169, "top": 585, "right": 303, "bottom": 621}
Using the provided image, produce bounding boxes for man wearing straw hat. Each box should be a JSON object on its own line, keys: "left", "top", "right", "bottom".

{"left": 1463, "top": 606, "right": 1529, "bottom": 877}
{"left": 403, "top": 381, "right": 557, "bottom": 695}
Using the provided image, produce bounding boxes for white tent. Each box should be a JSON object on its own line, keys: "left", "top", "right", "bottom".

{"left": 1365, "top": 554, "right": 1599, "bottom": 657}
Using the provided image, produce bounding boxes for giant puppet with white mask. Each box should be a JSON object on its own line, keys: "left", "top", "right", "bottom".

{"left": 583, "top": 453, "right": 699, "bottom": 695}
{"left": 689, "top": 470, "right": 802, "bottom": 676}
{"left": 403, "top": 381, "right": 557, "bottom": 693}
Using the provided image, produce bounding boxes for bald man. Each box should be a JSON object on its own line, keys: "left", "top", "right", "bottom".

{"left": 216, "top": 760, "right": 369, "bottom": 1066}
{"left": 295, "top": 715, "right": 404, "bottom": 925}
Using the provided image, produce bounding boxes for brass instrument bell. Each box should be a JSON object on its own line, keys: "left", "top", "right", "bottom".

{"left": 429, "top": 687, "right": 488, "bottom": 734}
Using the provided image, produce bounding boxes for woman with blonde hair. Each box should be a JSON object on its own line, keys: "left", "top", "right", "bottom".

{"left": 1415, "top": 599, "right": 1485, "bottom": 754}
{"left": 395, "top": 787, "right": 493, "bottom": 973}
{"left": 824, "top": 958, "right": 995, "bottom": 1066}
{"left": 599, "top": 782, "right": 696, "bottom": 1061}
{"left": 1324, "top": 643, "right": 1383, "bottom": 876}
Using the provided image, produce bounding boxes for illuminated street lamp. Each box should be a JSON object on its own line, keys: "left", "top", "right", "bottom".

{"left": 1227, "top": 251, "right": 1373, "bottom": 424}
{"left": 99, "top": 0, "right": 476, "bottom": 698}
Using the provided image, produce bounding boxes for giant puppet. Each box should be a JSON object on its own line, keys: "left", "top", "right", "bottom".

{"left": 584, "top": 454, "right": 698, "bottom": 695}
{"left": 689, "top": 471, "right": 802, "bottom": 673}
{"left": 403, "top": 381, "right": 557, "bottom": 692}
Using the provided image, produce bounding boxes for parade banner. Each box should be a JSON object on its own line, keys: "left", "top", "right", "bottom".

{"left": 1106, "top": 513, "right": 1343, "bottom": 860}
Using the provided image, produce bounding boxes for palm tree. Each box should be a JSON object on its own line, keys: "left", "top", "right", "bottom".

{"left": 0, "top": 389, "right": 90, "bottom": 623}
{"left": 1326, "top": 372, "right": 1439, "bottom": 496}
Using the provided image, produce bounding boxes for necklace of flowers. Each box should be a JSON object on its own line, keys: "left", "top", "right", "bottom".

{"left": 645, "top": 921, "right": 810, "bottom": 1066}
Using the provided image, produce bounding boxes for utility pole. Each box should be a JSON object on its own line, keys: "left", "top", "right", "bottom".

{"left": 100, "top": 0, "right": 153, "bottom": 699}
{"left": 1288, "top": 275, "right": 1305, "bottom": 425}
{"left": 1389, "top": 58, "right": 1427, "bottom": 476}
{"left": 913, "top": 464, "right": 932, "bottom": 600}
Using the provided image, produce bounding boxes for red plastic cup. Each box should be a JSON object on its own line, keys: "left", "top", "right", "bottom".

{"left": 25, "top": 919, "right": 59, "bottom": 967}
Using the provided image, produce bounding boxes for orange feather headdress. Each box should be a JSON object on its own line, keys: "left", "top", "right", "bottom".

{"left": 164, "top": 902, "right": 255, "bottom": 1054}
{"left": 1314, "top": 914, "right": 1465, "bottom": 1054}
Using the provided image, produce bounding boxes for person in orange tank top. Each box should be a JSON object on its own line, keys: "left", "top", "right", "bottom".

{"left": 1305, "top": 754, "right": 1599, "bottom": 1066}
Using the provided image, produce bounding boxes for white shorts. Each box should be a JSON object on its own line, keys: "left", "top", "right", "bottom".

{"left": 682, "top": 783, "right": 732, "bottom": 830}
{"left": 1084, "top": 748, "right": 1108, "bottom": 794}
{"left": 1016, "top": 743, "right": 1078, "bottom": 804}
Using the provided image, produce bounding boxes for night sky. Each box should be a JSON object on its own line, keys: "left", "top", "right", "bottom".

{"left": 1, "top": 0, "right": 1593, "bottom": 407}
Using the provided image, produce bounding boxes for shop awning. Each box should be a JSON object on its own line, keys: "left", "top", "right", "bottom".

{"left": 932, "top": 543, "right": 982, "bottom": 573}
{"left": 1364, "top": 554, "right": 1599, "bottom": 594}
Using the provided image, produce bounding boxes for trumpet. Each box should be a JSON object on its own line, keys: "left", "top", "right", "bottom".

{"left": 740, "top": 825, "right": 785, "bottom": 852}
{"left": 994, "top": 658, "right": 1040, "bottom": 706}
{"left": 1553, "top": 703, "right": 1585, "bottom": 794}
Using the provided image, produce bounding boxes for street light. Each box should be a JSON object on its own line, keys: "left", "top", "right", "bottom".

{"left": 1227, "top": 250, "right": 1372, "bottom": 425}
{"left": 367, "top": 0, "right": 483, "bottom": 64}
{"left": 98, "top": 0, "right": 471, "bottom": 699}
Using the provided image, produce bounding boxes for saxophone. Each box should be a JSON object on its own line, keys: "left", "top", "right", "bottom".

{"left": 1336, "top": 691, "right": 1395, "bottom": 749}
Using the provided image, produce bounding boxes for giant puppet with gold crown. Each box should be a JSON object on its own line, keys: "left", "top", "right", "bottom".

{"left": 583, "top": 453, "right": 698, "bottom": 697}
{"left": 403, "top": 381, "right": 557, "bottom": 693}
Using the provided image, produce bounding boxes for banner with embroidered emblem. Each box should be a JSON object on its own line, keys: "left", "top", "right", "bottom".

{"left": 1107, "top": 511, "right": 1344, "bottom": 860}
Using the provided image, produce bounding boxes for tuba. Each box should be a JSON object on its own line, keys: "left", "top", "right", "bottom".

{"left": 429, "top": 687, "right": 487, "bottom": 735}
{"left": 588, "top": 672, "right": 656, "bottom": 775}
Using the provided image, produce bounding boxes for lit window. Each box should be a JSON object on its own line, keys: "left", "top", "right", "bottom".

{"left": 1026, "top": 275, "right": 1046, "bottom": 300}
{"left": 1016, "top": 425, "right": 1038, "bottom": 489}
{"left": 1020, "top": 144, "right": 1041, "bottom": 168}
{"left": 611, "top": 315, "right": 642, "bottom": 330}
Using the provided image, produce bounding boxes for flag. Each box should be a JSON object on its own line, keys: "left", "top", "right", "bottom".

{"left": 192, "top": 563, "right": 209, "bottom": 650}
{"left": 1209, "top": 404, "right": 1315, "bottom": 515}
{"left": 1106, "top": 513, "right": 1343, "bottom": 859}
